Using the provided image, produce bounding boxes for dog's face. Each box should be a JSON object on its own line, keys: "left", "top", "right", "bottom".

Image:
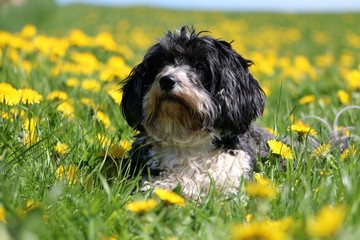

{"left": 121, "top": 26, "right": 265, "bottom": 144}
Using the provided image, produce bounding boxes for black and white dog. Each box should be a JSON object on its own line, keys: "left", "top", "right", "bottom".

{"left": 121, "top": 26, "right": 275, "bottom": 198}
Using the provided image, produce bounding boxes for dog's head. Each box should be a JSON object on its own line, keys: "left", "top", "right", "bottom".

{"left": 121, "top": 26, "right": 265, "bottom": 144}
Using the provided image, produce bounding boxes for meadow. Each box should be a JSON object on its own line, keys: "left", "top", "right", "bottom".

{"left": 0, "top": 2, "right": 360, "bottom": 239}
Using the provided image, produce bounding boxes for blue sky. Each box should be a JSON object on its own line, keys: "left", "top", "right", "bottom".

{"left": 57, "top": 0, "right": 360, "bottom": 12}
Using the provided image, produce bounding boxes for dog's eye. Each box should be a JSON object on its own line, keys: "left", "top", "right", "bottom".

{"left": 195, "top": 63, "right": 206, "bottom": 71}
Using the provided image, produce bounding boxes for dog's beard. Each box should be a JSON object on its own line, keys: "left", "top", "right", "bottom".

{"left": 142, "top": 67, "right": 215, "bottom": 144}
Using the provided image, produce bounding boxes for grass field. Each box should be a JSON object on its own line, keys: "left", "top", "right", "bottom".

{"left": 1, "top": 1, "right": 360, "bottom": 239}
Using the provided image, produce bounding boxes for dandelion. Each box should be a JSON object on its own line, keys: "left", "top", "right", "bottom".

{"left": 96, "top": 111, "right": 111, "bottom": 128}
{"left": 0, "top": 82, "right": 21, "bottom": 106}
{"left": 124, "top": 199, "right": 158, "bottom": 214}
{"left": 19, "top": 24, "right": 37, "bottom": 38}
{"left": 336, "top": 90, "right": 350, "bottom": 105}
{"left": 264, "top": 127, "right": 277, "bottom": 136}
{"left": 25, "top": 199, "right": 42, "bottom": 212}
{"left": 101, "top": 139, "right": 132, "bottom": 158}
{"left": 57, "top": 101, "right": 75, "bottom": 118}
{"left": 254, "top": 173, "right": 271, "bottom": 185}
{"left": 341, "top": 145, "right": 357, "bottom": 161}
{"left": 231, "top": 219, "right": 289, "bottom": 240}
{"left": 344, "top": 70, "right": 360, "bottom": 90}
{"left": 47, "top": 90, "right": 69, "bottom": 101}
{"left": 80, "top": 98, "right": 97, "bottom": 109}
{"left": 154, "top": 188, "right": 186, "bottom": 206}
{"left": 267, "top": 139, "right": 293, "bottom": 160}
{"left": 54, "top": 142, "right": 70, "bottom": 155}
{"left": 19, "top": 88, "right": 43, "bottom": 104}
{"left": 56, "top": 164, "right": 80, "bottom": 185}
{"left": 65, "top": 77, "right": 80, "bottom": 87}
{"left": 81, "top": 79, "right": 101, "bottom": 92}
{"left": 0, "top": 206, "right": 7, "bottom": 224}
{"left": 311, "top": 143, "right": 331, "bottom": 159}
{"left": 23, "top": 117, "right": 38, "bottom": 147}
{"left": 68, "top": 29, "right": 94, "bottom": 47}
{"left": 306, "top": 205, "right": 346, "bottom": 237}
{"left": 245, "top": 213, "right": 253, "bottom": 222}
{"left": 337, "top": 126, "right": 350, "bottom": 137}
{"left": 245, "top": 181, "right": 277, "bottom": 200}
{"left": 97, "top": 133, "right": 112, "bottom": 147}
{"left": 298, "top": 95, "right": 315, "bottom": 105}
{"left": 289, "top": 121, "right": 317, "bottom": 137}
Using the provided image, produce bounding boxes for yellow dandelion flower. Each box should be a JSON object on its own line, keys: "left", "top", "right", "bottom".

{"left": 254, "top": 173, "right": 271, "bottom": 186}
{"left": 47, "top": 90, "right": 68, "bottom": 101}
{"left": 20, "top": 60, "right": 32, "bottom": 74}
{"left": 65, "top": 77, "right": 80, "bottom": 87}
{"left": 0, "top": 82, "right": 21, "bottom": 106}
{"left": 264, "top": 127, "right": 277, "bottom": 136}
{"left": 81, "top": 79, "right": 101, "bottom": 92}
{"left": 337, "top": 126, "right": 350, "bottom": 137}
{"left": 1, "top": 110, "right": 9, "bottom": 120}
{"left": 120, "top": 139, "right": 132, "bottom": 152}
{"left": 124, "top": 199, "right": 158, "bottom": 214}
{"left": 96, "top": 111, "right": 111, "bottom": 128}
{"left": 245, "top": 181, "right": 277, "bottom": 200}
{"left": 70, "top": 52, "right": 99, "bottom": 70}
{"left": 55, "top": 165, "right": 65, "bottom": 178}
{"left": 23, "top": 117, "right": 37, "bottom": 133}
{"left": 23, "top": 117, "right": 39, "bottom": 147}
{"left": 289, "top": 121, "right": 317, "bottom": 136}
{"left": 336, "top": 90, "right": 350, "bottom": 105}
{"left": 97, "top": 133, "right": 112, "bottom": 147}
{"left": 101, "top": 139, "right": 132, "bottom": 158}
{"left": 0, "top": 206, "right": 7, "bottom": 224}
{"left": 106, "top": 145, "right": 127, "bottom": 158}
{"left": 95, "top": 31, "right": 117, "bottom": 51}
{"left": 80, "top": 98, "right": 97, "bottom": 109}
{"left": 54, "top": 142, "right": 70, "bottom": 155}
{"left": 311, "top": 143, "right": 331, "bottom": 159}
{"left": 23, "top": 133, "right": 39, "bottom": 148}
{"left": 299, "top": 95, "right": 315, "bottom": 105}
{"left": 231, "top": 219, "right": 288, "bottom": 240}
{"left": 25, "top": 199, "right": 42, "bottom": 212}
{"left": 245, "top": 213, "right": 253, "bottom": 222}
{"left": 306, "top": 205, "right": 346, "bottom": 237}
{"left": 19, "top": 88, "right": 43, "bottom": 104}
{"left": 19, "top": 24, "right": 37, "bottom": 38}
{"left": 57, "top": 101, "right": 75, "bottom": 118}
{"left": 344, "top": 69, "right": 360, "bottom": 90}
{"left": 341, "top": 145, "right": 357, "bottom": 161}
{"left": 267, "top": 139, "right": 293, "bottom": 160}
{"left": 56, "top": 164, "right": 80, "bottom": 185}
{"left": 68, "top": 29, "right": 94, "bottom": 47}
{"left": 154, "top": 188, "right": 186, "bottom": 206}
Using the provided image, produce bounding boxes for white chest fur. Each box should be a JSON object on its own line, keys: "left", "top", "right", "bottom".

{"left": 145, "top": 139, "right": 253, "bottom": 199}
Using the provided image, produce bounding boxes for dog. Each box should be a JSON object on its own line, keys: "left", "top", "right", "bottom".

{"left": 121, "top": 26, "right": 276, "bottom": 199}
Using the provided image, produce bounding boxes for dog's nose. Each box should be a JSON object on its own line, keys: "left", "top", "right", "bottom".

{"left": 159, "top": 75, "right": 176, "bottom": 91}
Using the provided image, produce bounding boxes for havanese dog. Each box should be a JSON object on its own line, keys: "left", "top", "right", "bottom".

{"left": 120, "top": 25, "right": 278, "bottom": 199}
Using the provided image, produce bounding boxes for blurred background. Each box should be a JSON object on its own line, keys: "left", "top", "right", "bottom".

{"left": 57, "top": 0, "right": 360, "bottom": 12}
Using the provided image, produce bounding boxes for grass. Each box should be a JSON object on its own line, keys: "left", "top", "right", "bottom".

{"left": 0, "top": 2, "right": 360, "bottom": 239}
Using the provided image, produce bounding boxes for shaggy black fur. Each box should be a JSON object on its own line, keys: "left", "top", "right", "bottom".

{"left": 121, "top": 26, "right": 270, "bottom": 178}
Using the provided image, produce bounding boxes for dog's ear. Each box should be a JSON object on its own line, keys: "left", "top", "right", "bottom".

{"left": 121, "top": 62, "right": 147, "bottom": 131}
{"left": 213, "top": 40, "right": 265, "bottom": 135}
